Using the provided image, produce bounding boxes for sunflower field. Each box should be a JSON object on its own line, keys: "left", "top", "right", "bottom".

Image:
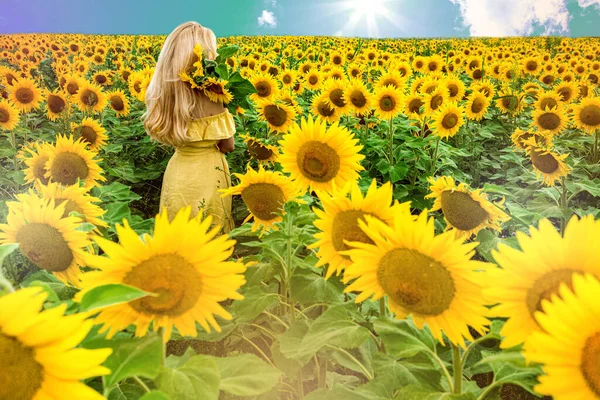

{"left": 1, "top": 33, "right": 600, "bottom": 400}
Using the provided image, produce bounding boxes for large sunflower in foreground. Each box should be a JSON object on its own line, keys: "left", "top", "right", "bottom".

{"left": 0, "top": 99, "right": 20, "bottom": 130}
{"left": 572, "top": 97, "right": 600, "bottom": 134}
{"left": 526, "top": 273, "right": 600, "bottom": 400}
{"left": 9, "top": 78, "right": 42, "bottom": 112}
{"left": 44, "top": 135, "right": 105, "bottom": 190}
{"left": 525, "top": 142, "right": 571, "bottom": 186}
{"left": 75, "top": 81, "right": 107, "bottom": 113}
{"left": 71, "top": 117, "right": 108, "bottom": 152}
{"left": 310, "top": 179, "right": 409, "bottom": 279}
{"left": 425, "top": 176, "right": 509, "bottom": 239}
{"left": 0, "top": 194, "right": 91, "bottom": 284}
{"left": 486, "top": 215, "right": 600, "bottom": 349}
{"left": 278, "top": 117, "right": 365, "bottom": 193}
{"left": 343, "top": 210, "right": 491, "bottom": 347}
{"left": 256, "top": 99, "right": 297, "bottom": 133}
{"left": 77, "top": 207, "right": 247, "bottom": 341}
{"left": 220, "top": 166, "right": 302, "bottom": 232}
{"left": 0, "top": 287, "right": 112, "bottom": 400}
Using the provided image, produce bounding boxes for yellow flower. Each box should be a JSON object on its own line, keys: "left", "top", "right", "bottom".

{"left": 250, "top": 73, "right": 279, "bottom": 102}
{"left": 257, "top": 99, "right": 297, "bottom": 133}
{"left": 464, "top": 92, "right": 489, "bottom": 121}
{"left": 572, "top": 97, "right": 600, "bottom": 134}
{"left": 9, "top": 78, "right": 42, "bottom": 112}
{"left": 0, "top": 99, "right": 20, "bottom": 130}
{"left": 78, "top": 207, "right": 246, "bottom": 341}
{"left": 202, "top": 77, "right": 233, "bottom": 104}
{"left": 343, "top": 209, "right": 491, "bottom": 348}
{"left": 311, "top": 92, "right": 341, "bottom": 123}
{"left": 106, "top": 90, "right": 130, "bottom": 117}
{"left": 525, "top": 142, "right": 571, "bottom": 186}
{"left": 71, "top": 117, "right": 108, "bottom": 152}
{"left": 45, "top": 90, "right": 68, "bottom": 121}
{"left": 373, "top": 85, "right": 403, "bottom": 120}
{"left": 531, "top": 105, "right": 568, "bottom": 135}
{"left": 431, "top": 102, "right": 464, "bottom": 139}
{"left": 342, "top": 79, "right": 373, "bottom": 116}
{"left": 75, "top": 81, "right": 107, "bottom": 113}
{"left": 0, "top": 287, "right": 112, "bottom": 400}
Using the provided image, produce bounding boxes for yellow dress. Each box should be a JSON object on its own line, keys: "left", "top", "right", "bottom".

{"left": 159, "top": 110, "right": 235, "bottom": 233}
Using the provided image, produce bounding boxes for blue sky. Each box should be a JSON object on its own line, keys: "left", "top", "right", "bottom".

{"left": 1, "top": 0, "right": 599, "bottom": 37}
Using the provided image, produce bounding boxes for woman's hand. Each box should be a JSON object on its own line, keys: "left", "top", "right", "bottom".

{"left": 218, "top": 136, "right": 235, "bottom": 153}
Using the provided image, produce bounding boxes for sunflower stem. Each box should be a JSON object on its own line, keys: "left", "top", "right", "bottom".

{"left": 133, "top": 376, "right": 151, "bottom": 393}
{"left": 452, "top": 344, "right": 463, "bottom": 394}
{"left": 9, "top": 128, "right": 18, "bottom": 194}
{"left": 593, "top": 130, "right": 599, "bottom": 163}
{"left": 429, "top": 136, "right": 441, "bottom": 176}
{"left": 285, "top": 208, "right": 296, "bottom": 322}
{"left": 379, "top": 297, "right": 386, "bottom": 317}
{"left": 559, "top": 177, "right": 568, "bottom": 237}
{"left": 0, "top": 268, "right": 14, "bottom": 293}
{"left": 158, "top": 327, "right": 166, "bottom": 366}
{"left": 388, "top": 117, "right": 394, "bottom": 170}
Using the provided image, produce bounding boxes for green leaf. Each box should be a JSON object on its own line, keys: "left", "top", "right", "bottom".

{"left": 108, "top": 383, "right": 146, "bottom": 400}
{"left": 482, "top": 183, "right": 512, "bottom": 196}
{"left": 290, "top": 273, "right": 344, "bottom": 305}
{"left": 305, "top": 385, "right": 366, "bottom": 400}
{"left": 79, "top": 283, "right": 153, "bottom": 312}
{"left": 216, "top": 45, "right": 239, "bottom": 62}
{"left": 207, "top": 353, "right": 282, "bottom": 396}
{"left": 156, "top": 355, "right": 220, "bottom": 400}
{"left": 139, "top": 391, "right": 171, "bottom": 400}
{"left": 475, "top": 230, "right": 501, "bottom": 262}
{"left": 373, "top": 318, "right": 436, "bottom": 359}
{"left": 0, "top": 243, "right": 18, "bottom": 267}
{"left": 230, "top": 285, "right": 277, "bottom": 323}
{"left": 396, "top": 385, "right": 477, "bottom": 399}
{"left": 87, "top": 334, "right": 163, "bottom": 389}
{"left": 215, "top": 64, "right": 229, "bottom": 80}
{"left": 389, "top": 164, "right": 409, "bottom": 183}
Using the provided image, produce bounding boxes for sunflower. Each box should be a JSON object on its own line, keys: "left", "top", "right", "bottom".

{"left": 486, "top": 215, "right": 600, "bottom": 349}
{"left": 496, "top": 92, "right": 523, "bottom": 115}
{"left": 322, "top": 78, "right": 349, "bottom": 114}
{"left": 342, "top": 79, "right": 373, "bottom": 116}
{"left": 36, "top": 182, "right": 107, "bottom": 229}
{"left": 106, "top": 90, "right": 130, "bottom": 117}
{"left": 0, "top": 99, "right": 20, "bottom": 130}
{"left": 554, "top": 81, "right": 579, "bottom": 103}
{"left": 404, "top": 93, "right": 425, "bottom": 117}
{"left": 526, "top": 143, "right": 571, "bottom": 186}
{"left": 45, "top": 89, "right": 68, "bottom": 122}
{"left": 0, "top": 65, "right": 19, "bottom": 86}
{"left": 75, "top": 81, "right": 107, "bottom": 113}
{"left": 523, "top": 82, "right": 541, "bottom": 97}
{"left": 77, "top": 207, "right": 247, "bottom": 341}
{"left": 534, "top": 91, "right": 562, "bottom": 111}
{"left": 373, "top": 85, "right": 403, "bottom": 120}
{"left": 44, "top": 134, "right": 105, "bottom": 190}
{"left": 240, "top": 134, "right": 279, "bottom": 164}
{"left": 422, "top": 86, "right": 448, "bottom": 115}
{"left": 522, "top": 56, "right": 541, "bottom": 75}
{"left": 443, "top": 75, "right": 466, "bottom": 102}
{"left": 61, "top": 73, "right": 82, "bottom": 96}
{"left": 221, "top": 166, "right": 302, "bottom": 232}
{"left": 9, "top": 78, "right": 42, "bottom": 112}
{"left": 343, "top": 209, "right": 491, "bottom": 348}
{"left": 92, "top": 71, "right": 112, "bottom": 87}
{"left": 432, "top": 102, "right": 465, "bottom": 139}
{"left": 464, "top": 92, "right": 489, "bottom": 121}
{"left": 310, "top": 179, "right": 408, "bottom": 279}
{"left": 0, "top": 194, "right": 91, "bottom": 284}
{"left": 511, "top": 129, "right": 553, "bottom": 151}
{"left": 305, "top": 70, "right": 323, "bottom": 91}
{"left": 525, "top": 273, "right": 600, "bottom": 400}
{"left": 278, "top": 117, "right": 365, "bottom": 193}
{"left": 572, "top": 97, "right": 600, "bottom": 134}
{"left": 375, "top": 70, "right": 406, "bottom": 91}
{"left": 425, "top": 176, "right": 509, "bottom": 238}
{"left": 202, "top": 77, "right": 234, "bottom": 104}
{"left": 256, "top": 99, "right": 297, "bottom": 133}
{"left": 0, "top": 287, "right": 112, "bottom": 400}
{"left": 531, "top": 105, "right": 568, "bottom": 135}
{"left": 471, "top": 80, "right": 495, "bottom": 100}
{"left": 250, "top": 73, "right": 279, "bottom": 102}
{"left": 311, "top": 92, "right": 341, "bottom": 123}
{"left": 281, "top": 70, "right": 297, "bottom": 88}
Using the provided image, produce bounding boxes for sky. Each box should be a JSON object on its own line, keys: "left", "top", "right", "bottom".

{"left": 1, "top": 0, "right": 600, "bottom": 38}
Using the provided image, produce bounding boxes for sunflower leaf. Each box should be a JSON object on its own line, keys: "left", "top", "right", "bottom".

{"left": 79, "top": 283, "right": 153, "bottom": 312}
{"left": 0, "top": 243, "right": 18, "bottom": 267}
{"left": 155, "top": 355, "right": 220, "bottom": 400}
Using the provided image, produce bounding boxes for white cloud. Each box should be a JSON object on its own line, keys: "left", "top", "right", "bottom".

{"left": 258, "top": 10, "right": 277, "bottom": 28}
{"left": 578, "top": 0, "right": 600, "bottom": 7}
{"left": 272, "top": 0, "right": 277, "bottom": 7}
{"left": 450, "top": 0, "right": 571, "bottom": 36}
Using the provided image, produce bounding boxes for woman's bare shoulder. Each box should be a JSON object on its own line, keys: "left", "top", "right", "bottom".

{"left": 192, "top": 92, "right": 227, "bottom": 118}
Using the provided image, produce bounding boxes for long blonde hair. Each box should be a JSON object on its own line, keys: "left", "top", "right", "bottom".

{"left": 142, "top": 21, "right": 217, "bottom": 146}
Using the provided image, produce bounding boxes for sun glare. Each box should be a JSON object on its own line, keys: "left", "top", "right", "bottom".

{"left": 329, "top": 0, "right": 405, "bottom": 38}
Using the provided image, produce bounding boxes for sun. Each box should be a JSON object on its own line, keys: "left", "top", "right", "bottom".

{"left": 327, "top": 0, "right": 405, "bottom": 37}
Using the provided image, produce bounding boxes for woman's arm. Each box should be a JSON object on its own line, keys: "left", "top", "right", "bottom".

{"left": 218, "top": 136, "right": 235, "bottom": 153}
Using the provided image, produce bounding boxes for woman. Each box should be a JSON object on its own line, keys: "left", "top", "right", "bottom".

{"left": 142, "top": 21, "right": 235, "bottom": 233}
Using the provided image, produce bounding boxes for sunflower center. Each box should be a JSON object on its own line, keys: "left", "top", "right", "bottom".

{"left": 331, "top": 210, "right": 376, "bottom": 259}
{"left": 0, "top": 332, "right": 44, "bottom": 400}
{"left": 349, "top": 90, "right": 367, "bottom": 108}
{"left": 247, "top": 140, "right": 274, "bottom": 161}
{"left": 557, "top": 87, "right": 572, "bottom": 102}
{"left": 256, "top": 82, "right": 271, "bottom": 97}
{"left": 317, "top": 100, "right": 335, "bottom": 117}
{"left": 296, "top": 141, "right": 341, "bottom": 183}
{"left": 15, "top": 223, "right": 74, "bottom": 272}
{"left": 263, "top": 105, "right": 287, "bottom": 127}
{"left": 530, "top": 148, "right": 559, "bottom": 174}
{"left": 430, "top": 94, "right": 443, "bottom": 110}
{"left": 33, "top": 154, "right": 50, "bottom": 184}
{"left": 50, "top": 152, "right": 90, "bottom": 185}
{"left": 502, "top": 96, "right": 518, "bottom": 111}
{"left": 538, "top": 112, "right": 560, "bottom": 130}
{"left": 440, "top": 190, "right": 489, "bottom": 231}
{"left": 471, "top": 97, "right": 484, "bottom": 113}
{"left": 80, "top": 89, "right": 98, "bottom": 107}
{"left": 66, "top": 82, "right": 79, "bottom": 95}
{"left": 110, "top": 96, "right": 125, "bottom": 111}
{"left": 447, "top": 84, "right": 459, "bottom": 97}
{"left": 408, "top": 98, "right": 424, "bottom": 114}
{"left": 526, "top": 61, "right": 538, "bottom": 71}
{"left": 241, "top": 182, "right": 285, "bottom": 221}
{"left": 309, "top": 76, "right": 318, "bottom": 85}
{"left": 540, "top": 98, "right": 557, "bottom": 110}
{"left": 442, "top": 113, "right": 458, "bottom": 129}
{"left": 581, "top": 331, "right": 600, "bottom": 396}
{"left": 526, "top": 269, "right": 576, "bottom": 318}
{"left": 283, "top": 75, "right": 292, "bottom": 84}
{"left": 124, "top": 253, "right": 202, "bottom": 316}
{"left": 206, "top": 83, "right": 224, "bottom": 95}
{"left": 95, "top": 75, "right": 107, "bottom": 84}
{"left": 330, "top": 89, "right": 346, "bottom": 108}
{"left": 0, "top": 108, "right": 8, "bottom": 123}
{"left": 48, "top": 95, "right": 66, "bottom": 113}
{"left": 379, "top": 95, "right": 395, "bottom": 112}
{"left": 382, "top": 79, "right": 398, "bottom": 89}
{"left": 377, "top": 248, "right": 455, "bottom": 315}
{"left": 15, "top": 87, "right": 33, "bottom": 104}
{"left": 472, "top": 69, "right": 482, "bottom": 80}
{"left": 580, "top": 105, "right": 600, "bottom": 127}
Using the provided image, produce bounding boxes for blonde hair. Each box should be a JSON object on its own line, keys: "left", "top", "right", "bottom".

{"left": 142, "top": 21, "right": 218, "bottom": 146}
